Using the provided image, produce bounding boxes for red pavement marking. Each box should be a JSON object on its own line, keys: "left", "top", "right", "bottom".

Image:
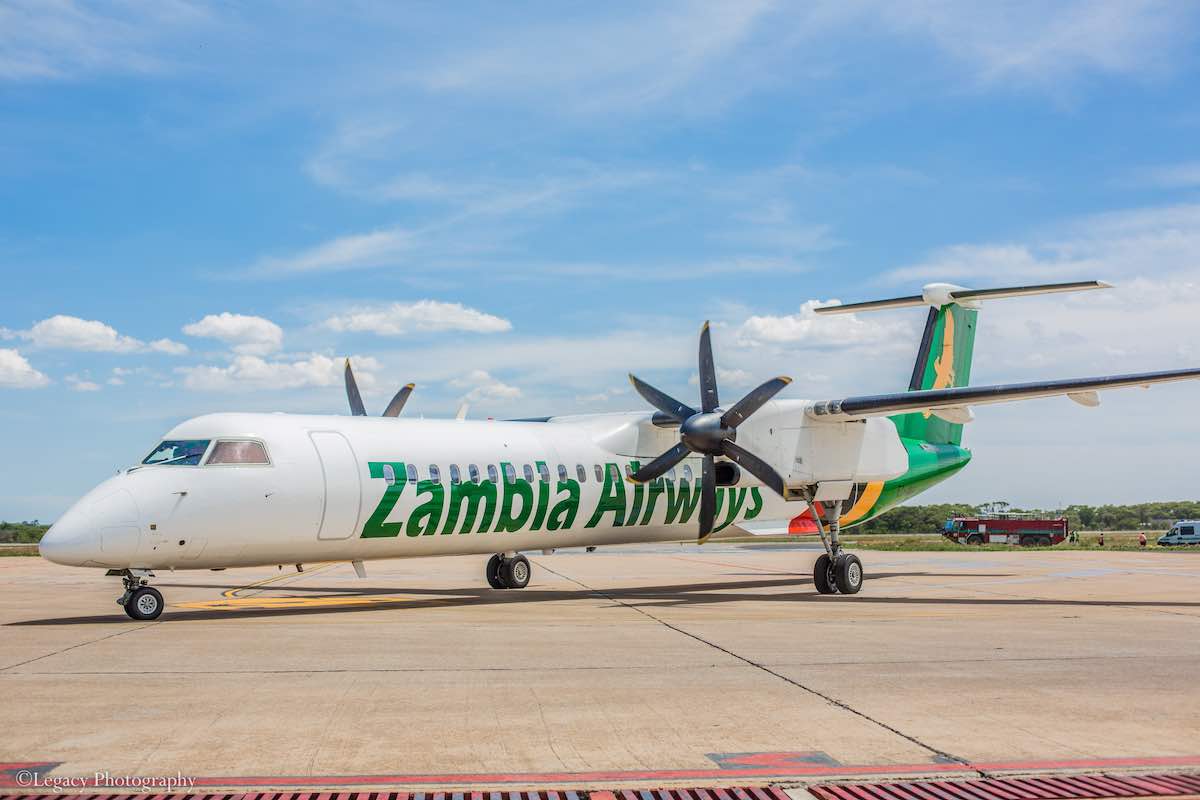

{"left": 4, "top": 756, "right": 1200, "bottom": 790}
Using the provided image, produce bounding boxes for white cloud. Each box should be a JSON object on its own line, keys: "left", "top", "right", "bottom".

{"left": 149, "top": 338, "right": 189, "bottom": 355}
{"left": 0, "top": 0, "right": 212, "bottom": 82}
{"left": 737, "top": 300, "right": 911, "bottom": 347}
{"left": 888, "top": 203, "right": 1200, "bottom": 285}
{"left": 1127, "top": 162, "right": 1200, "bottom": 190}
{"left": 182, "top": 312, "right": 284, "bottom": 355}
{"left": 450, "top": 369, "right": 522, "bottom": 403}
{"left": 178, "top": 354, "right": 379, "bottom": 392}
{"left": 323, "top": 300, "right": 512, "bottom": 336}
{"left": 7, "top": 314, "right": 188, "bottom": 355}
{"left": 248, "top": 228, "right": 412, "bottom": 277}
{"left": 0, "top": 348, "right": 49, "bottom": 388}
{"left": 65, "top": 374, "right": 100, "bottom": 392}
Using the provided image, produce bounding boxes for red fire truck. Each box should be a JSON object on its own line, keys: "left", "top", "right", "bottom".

{"left": 942, "top": 512, "right": 1069, "bottom": 547}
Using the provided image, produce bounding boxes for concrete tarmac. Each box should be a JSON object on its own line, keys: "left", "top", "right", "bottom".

{"left": 1, "top": 544, "right": 1198, "bottom": 791}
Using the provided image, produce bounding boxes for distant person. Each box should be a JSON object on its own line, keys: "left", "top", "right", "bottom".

{"left": 1139, "top": 532, "right": 1147, "bottom": 548}
{"left": 1098, "top": 532, "right": 1105, "bottom": 547}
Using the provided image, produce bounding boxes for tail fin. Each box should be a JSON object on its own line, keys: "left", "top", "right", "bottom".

{"left": 815, "top": 280, "right": 1111, "bottom": 446}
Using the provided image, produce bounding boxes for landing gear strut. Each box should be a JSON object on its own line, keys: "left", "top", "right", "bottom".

{"left": 486, "top": 553, "right": 531, "bottom": 589}
{"left": 809, "top": 499, "right": 864, "bottom": 595}
{"left": 116, "top": 569, "right": 164, "bottom": 620}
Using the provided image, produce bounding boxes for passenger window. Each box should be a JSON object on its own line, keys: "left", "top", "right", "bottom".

{"left": 428, "top": 464, "right": 441, "bottom": 483}
{"left": 206, "top": 440, "right": 269, "bottom": 465}
{"left": 382, "top": 464, "right": 396, "bottom": 486}
{"left": 469, "top": 464, "right": 481, "bottom": 484}
{"left": 594, "top": 464, "right": 603, "bottom": 482}
{"left": 667, "top": 467, "right": 677, "bottom": 481}
{"left": 576, "top": 464, "right": 587, "bottom": 482}
{"left": 557, "top": 464, "right": 568, "bottom": 482}
{"left": 624, "top": 464, "right": 633, "bottom": 479}
{"left": 406, "top": 464, "right": 418, "bottom": 483}
{"left": 487, "top": 464, "right": 499, "bottom": 484}
{"left": 523, "top": 464, "right": 535, "bottom": 482}
{"left": 683, "top": 464, "right": 694, "bottom": 482}
{"left": 608, "top": 463, "right": 619, "bottom": 480}
{"left": 1182, "top": 526, "right": 1195, "bottom": 536}
{"left": 503, "top": 463, "right": 516, "bottom": 484}
{"left": 449, "top": 464, "right": 461, "bottom": 484}
{"left": 538, "top": 463, "right": 550, "bottom": 482}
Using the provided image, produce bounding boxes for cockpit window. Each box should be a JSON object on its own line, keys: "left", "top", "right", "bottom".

{"left": 142, "top": 440, "right": 211, "bottom": 466}
{"left": 207, "top": 440, "right": 270, "bottom": 465}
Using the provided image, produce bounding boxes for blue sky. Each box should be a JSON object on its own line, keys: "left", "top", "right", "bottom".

{"left": 3, "top": 1, "right": 1200, "bottom": 520}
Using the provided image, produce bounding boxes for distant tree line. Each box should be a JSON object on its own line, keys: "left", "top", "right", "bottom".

{"left": 0, "top": 521, "right": 50, "bottom": 543}
{"left": 856, "top": 501, "right": 1200, "bottom": 534}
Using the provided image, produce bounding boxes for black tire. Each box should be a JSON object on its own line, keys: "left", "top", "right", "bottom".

{"left": 966, "top": 534, "right": 984, "bottom": 545}
{"left": 124, "top": 586, "right": 163, "bottom": 620}
{"left": 1020, "top": 536, "right": 1034, "bottom": 547}
{"left": 486, "top": 554, "right": 505, "bottom": 589}
{"left": 813, "top": 553, "right": 837, "bottom": 594}
{"left": 502, "top": 555, "right": 531, "bottom": 589}
{"left": 1037, "top": 535, "right": 1052, "bottom": 547}
{"left": 834, "top": 554, "right": 863, "bottom": 595}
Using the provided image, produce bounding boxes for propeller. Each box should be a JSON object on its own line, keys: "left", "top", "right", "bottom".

{"left": 628, "top": 322, "right": 792, "bottom": 542}
{"left": 344, "top": 358, "right": 414, "bottom": 417}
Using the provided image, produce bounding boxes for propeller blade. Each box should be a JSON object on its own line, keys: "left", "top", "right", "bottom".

{"left": 382, "top": 383, "right": 415, "bottom": 417}
{"left": 344, "top": 359, "right": 367, "bottom": 417}
{"left": 628, "top": 374, "right": 697, "bottom": 421}
{"left": 698, "top": 454, "right": 716, "bottom": 542}
{"left": 721, "top": 376, "right": 792, "bottom": 428}
{"left": 721, "top": 439, "right": 787, "bottom": 498}
{"left": 630, "top": 441, "right": 690, "bottom": 483}
{"left": 698, "top": 321, "right": 719, "bottom": 413}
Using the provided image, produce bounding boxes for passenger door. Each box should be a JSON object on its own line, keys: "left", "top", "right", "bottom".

{"left": 310, "top": 431, "right": 363, "bottom": 540}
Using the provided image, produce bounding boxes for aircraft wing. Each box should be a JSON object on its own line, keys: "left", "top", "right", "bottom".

{"left": 806, "top": 367, "right": 1200, "bottom": 421}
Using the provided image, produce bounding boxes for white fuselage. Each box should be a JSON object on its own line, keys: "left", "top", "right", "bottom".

{"left": 40, "top": 409, "right": 836, "bottom": 571}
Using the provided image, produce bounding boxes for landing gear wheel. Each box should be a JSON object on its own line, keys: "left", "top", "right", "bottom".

{"left": 834, "top": 553, "right": 863, "bottom": 595}
{"left": 486, "top": 554, "right": 506, "bottom": 589}
{"left": 124, "top": 586, "right": 164, "bottom": 620}
{"left": 813, "top": 553, "right": 837, "bottom": 594}
{"left": 502, "top": 555, "right": 531, "bottom": 589}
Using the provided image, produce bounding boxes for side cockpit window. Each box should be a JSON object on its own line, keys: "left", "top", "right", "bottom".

{"left": 142, "top": 440, "right": 210, "bottom": 466}
{"left": 206, "top": 440, "right": 271, "bottom": 466}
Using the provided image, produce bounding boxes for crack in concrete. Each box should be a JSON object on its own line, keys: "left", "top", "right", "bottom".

{"left": 537, "top": 560, "right": 984, "bottom": 778}
{"left": 0, "top": 620, "right": 161, "bottom": 672}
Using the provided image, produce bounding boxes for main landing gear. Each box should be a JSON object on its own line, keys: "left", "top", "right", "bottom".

{"left": 809, "top": 499, "right": 864, "bottom": 595}
{"left": 486, "top": 553, "right": 531, "bottom": 589}
{"left": 115, "top": 569, "right": 164, "bottom": 620}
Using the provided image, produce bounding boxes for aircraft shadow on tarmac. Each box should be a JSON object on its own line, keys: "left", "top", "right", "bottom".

{"left": 9, "top": 571, "right": 1200, "bottom": 625}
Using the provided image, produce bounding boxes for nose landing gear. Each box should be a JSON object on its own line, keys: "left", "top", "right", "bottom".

{"left": 486, "top": 553, "right": 531, "bottom": 589}
{"left": 115, "top": 569, "right": 164, "bottom": 620}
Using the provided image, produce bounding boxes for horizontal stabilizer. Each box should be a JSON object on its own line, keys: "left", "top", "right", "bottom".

{"left": 807, "top": 366, "right": 1200, "bottom": 420}
{"left": 814, "top": 280, "right": 1111, "bottom": 315}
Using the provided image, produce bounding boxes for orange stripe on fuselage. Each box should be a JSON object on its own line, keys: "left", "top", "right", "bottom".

{"left": 787, "top": 481, "right": 884, "bottom": 533}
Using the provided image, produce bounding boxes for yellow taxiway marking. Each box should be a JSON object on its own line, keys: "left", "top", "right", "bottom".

{"left": 171, "top": 562, "right": 442, "bottom": 612}
{"left": 175, "top": 594, "right": 431, "bottom": 611}
{"left": 220, "top": 562, "right": 338, "bottom": 599}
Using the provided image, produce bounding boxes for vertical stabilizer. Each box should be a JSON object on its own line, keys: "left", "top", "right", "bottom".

{"left": 892, "top": 303, "right": 977, "bottom": 445}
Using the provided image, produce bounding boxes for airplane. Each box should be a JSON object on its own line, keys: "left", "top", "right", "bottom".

{"left": 37, "top": 280, "right": 1200, "bottom": 620}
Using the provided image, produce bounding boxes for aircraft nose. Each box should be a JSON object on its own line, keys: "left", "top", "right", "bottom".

{"left": 41, "top": 488, "right": 140, "bottom": 567}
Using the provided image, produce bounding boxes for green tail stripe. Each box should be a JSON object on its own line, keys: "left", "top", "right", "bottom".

{"left": 891, "top": 303, "right": 977, "bottom": 446}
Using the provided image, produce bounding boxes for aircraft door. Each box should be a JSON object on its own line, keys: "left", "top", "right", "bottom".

{"left": 310, "top": 431, "right": 363, "bottom": 540}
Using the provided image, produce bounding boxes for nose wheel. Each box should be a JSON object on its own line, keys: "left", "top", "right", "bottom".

{"left": 486, "top": 553, "right": 531, "bottom": 589}
{"left": 117, "top": 571, "right": 164, "bottom": 620}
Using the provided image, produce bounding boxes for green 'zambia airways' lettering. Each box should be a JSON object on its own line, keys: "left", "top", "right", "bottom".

{"left": 360, "top": 460, "right": 763, "bottom": 538}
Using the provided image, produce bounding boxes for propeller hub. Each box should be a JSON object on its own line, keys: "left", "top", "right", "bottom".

{"left": 680, "top": 411, "right": 733, "bottom": 455}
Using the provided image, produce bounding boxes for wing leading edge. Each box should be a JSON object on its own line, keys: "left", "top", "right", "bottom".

{"left": 806, "top": 367, "right": 1200, "bottom": 420}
